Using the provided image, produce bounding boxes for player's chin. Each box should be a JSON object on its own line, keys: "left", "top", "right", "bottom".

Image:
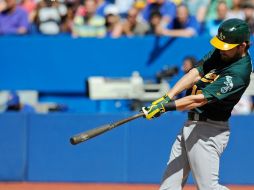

{"left": 220, "top": 55, "right": 230, "bottom": 62}
{"left": 221, "top": 54, "right": 241, "bottom": 63}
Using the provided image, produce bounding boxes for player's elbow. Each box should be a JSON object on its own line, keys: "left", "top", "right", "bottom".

{"left": 188, "top": 68, "right": 201, "bottom": 84}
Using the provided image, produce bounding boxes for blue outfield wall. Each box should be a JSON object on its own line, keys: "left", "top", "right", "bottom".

{"left": 0, "top": 113, "right": 253, "bottom": 184}
{"left": 0, "top": 35, "right": 211, "bottom": 92}
{"left": 0, "top": 114, "right": 28, "bottom": 181}
{"left": 1, "top": 35, "right": 254, "bottom": 113}
{"left": 0, "top": 35, "right": 247, "bottom": 92}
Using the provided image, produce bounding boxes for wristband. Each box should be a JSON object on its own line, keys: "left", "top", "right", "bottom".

{"left": 163, "top": 101, "right": 176, "bottom": 111}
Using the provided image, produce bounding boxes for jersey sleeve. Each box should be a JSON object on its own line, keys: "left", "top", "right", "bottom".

{"left": 202, "top": 74, "right": 247, "bottom": 101}
{"left": 196, "top": 49, "right": 218, "bottom": 76}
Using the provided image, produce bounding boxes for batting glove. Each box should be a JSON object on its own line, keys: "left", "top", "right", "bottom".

{"left": 142, "top": 94, "right": 172, "bottom": 120}
{"left": 151, "top": 94, "right": 171, "bottom": 105}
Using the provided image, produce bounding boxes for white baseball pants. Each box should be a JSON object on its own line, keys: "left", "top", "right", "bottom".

{"left": 160, "top": 120, "right": 230, "bottom": 190}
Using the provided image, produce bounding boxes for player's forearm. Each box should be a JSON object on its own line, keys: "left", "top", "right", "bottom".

{"left": 167, "top": 68, "right": 201, "bottom": 99}
{"left": 175, "top": 94, "right": 207, "bottom": 111}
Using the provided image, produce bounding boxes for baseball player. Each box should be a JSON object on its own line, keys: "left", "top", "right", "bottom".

{"left": 142, "top": 18, "right": 253, "bottom": 190}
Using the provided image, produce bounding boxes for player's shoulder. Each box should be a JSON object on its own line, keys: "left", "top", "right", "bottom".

{"left": 234, "top": 53, "right": 252, "bottom": 72}
{"left": 225, "top": 54, "right": 252, "bottom": 82}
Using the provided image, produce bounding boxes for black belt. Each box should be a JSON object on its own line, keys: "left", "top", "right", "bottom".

{"left": 188, "top": 112, "right": 208, "bottom": 121}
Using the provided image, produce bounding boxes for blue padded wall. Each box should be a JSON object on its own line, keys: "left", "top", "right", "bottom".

{"left": 220, "top": 116, "right": 254, "bottom": 184}
{"left": 0, "top": 113, "right": 27, "bottom": 181}
{"left": 27, "top": 113, "right": 129, "bottom": 182}
{"left": 126, "top": 113, "right": 186, "bottom": 183}
{"left": 0, "top": 113, "right": 253, "bottom": 183}
{"left": 26, "top": 113, "right": 189, "bottom": 183}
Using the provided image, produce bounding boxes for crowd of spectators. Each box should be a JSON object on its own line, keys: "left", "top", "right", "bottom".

{"left": 1, "top": 0, "right": 254, "bottom": 37}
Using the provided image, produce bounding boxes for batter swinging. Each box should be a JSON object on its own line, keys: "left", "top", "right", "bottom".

{"left": 142, "top": 18, "right": 253, "bottom": 190}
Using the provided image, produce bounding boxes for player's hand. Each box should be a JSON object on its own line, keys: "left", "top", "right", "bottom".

{"left": 142, "top": 94, "right": 171, "bottom": 120}
{"left": 141, "top": 104, "right": 165, "bottom": 120}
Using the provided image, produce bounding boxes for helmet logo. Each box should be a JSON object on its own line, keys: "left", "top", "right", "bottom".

{"left": 229, "top": 27, "right": 236, "bottom": 31}
{"left": 218, "top": 32, "right": 226, "bottom": 41}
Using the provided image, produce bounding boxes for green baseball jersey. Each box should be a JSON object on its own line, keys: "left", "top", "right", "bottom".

{"left": 186, "top": 49, "right": 253, "bottom": 121}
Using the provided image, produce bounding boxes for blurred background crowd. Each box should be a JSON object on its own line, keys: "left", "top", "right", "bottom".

{"left": 1, "top": 0, "right": 254, "bottom": 38}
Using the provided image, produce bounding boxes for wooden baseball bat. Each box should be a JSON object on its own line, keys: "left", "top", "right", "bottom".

{"left": 70, "top": 112, "right": 145, "bottom": 145}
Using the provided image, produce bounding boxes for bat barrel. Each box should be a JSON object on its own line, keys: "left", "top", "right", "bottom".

{"left": 70, "top": 113, "right": 145, "bottom": 145}
{"left": 70, "top": 124, "right": 113, "bottom": 145}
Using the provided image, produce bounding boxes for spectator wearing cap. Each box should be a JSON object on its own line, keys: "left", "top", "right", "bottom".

{"left": 242, "top": 0, "right": 254, "bottom": 34}
{"left": 104, "top": 4, "right": 122, "bottom": 38}
{"left": 133, "top": 0, "right": 147, "bottom": 22}
{"left": 171, "top": 0, "right": 183, "bottom": 6}
{"left": 157, "top": 3, "right": 200, "bottom": 37}
{"left": 141, "top": 0, "right": 176, "bottom": 28}
{"left": 5, "top": 91, "right": 35, "bottom": 113}
{"left": 134, "top": 0, "right": 146, "bottom": 10}
{"left": 0, "top": 0, "right": 29, "bottom": 35}
{"left": 72, "top": 0, "right": 106, "bottom": 37}
{"left": 206, "top": 0, "right": 228, "bottom": 36}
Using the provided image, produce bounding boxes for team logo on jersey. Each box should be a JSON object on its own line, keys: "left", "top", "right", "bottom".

{"left": 201, "top": 70, "right": 219, "bottom": 83}
{"left": 221, "top": 76, "right": 233, "bottom": 93}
